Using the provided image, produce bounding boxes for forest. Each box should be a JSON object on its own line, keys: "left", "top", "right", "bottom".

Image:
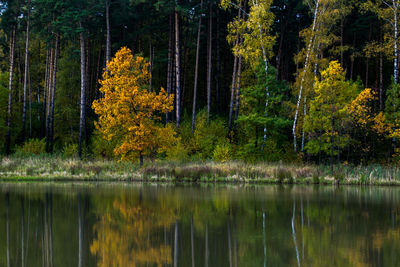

{"left": 1, "top": 0, "right": 400, "bottom": 166}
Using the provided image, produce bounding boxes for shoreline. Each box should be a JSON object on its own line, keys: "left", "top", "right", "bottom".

{"left": 1, "top": 156, "right": 400, "bottom": 186}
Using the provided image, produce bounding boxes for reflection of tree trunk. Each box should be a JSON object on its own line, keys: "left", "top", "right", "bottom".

{"left": 21, "top": 197, "right": 25, "bottom": 267}
{"left": 191, "top": 216, "right": 195, "bottom": 267}
{"left": 164, "top": 226, "right": 168, "bottom": 267}
{"left": 301, "top": 197, "right": 304, "bottom": 260}
{"left": 233, "top": 217, "right": 238, "bottom": 267}
{"left": 205, "top": 224, "right": 209, "bottom": 267}
{"left": 49, "top": 194, "right": 53, "bottom": 267}
{"left": 78, "top": 194, "right": 83, "bottom": 267}
{"left": 227, "top": 217, "right": 232, "bottom": 267}
{"left": 262, "top": 206, "right": 267, "bottom": 267}
{"left": 291, "top": 200, "right": 300, "bottom": 267}
{"left": 174, "top": 220, "right": 178, "bottom": 267}
{"left": 6, "top": 193, "right": 10, "bottom": 267}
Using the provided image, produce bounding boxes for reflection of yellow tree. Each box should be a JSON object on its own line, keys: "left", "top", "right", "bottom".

{"left": 90, "top": 197, "right": 176, "bottom": 267}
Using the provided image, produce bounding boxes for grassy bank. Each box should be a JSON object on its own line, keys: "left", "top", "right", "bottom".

{"left": 1, "top": 155, "right": 400, "bottom": 185}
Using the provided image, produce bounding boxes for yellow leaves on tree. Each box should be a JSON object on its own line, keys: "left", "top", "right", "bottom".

{"left": 348, "top": 88, "right": 391, "bottom": 136}
{"left": 222, "top": 0, "right": 275, "bottom": 68}
{"left": 92, "top": 47, "right": 175, "bottom": 162}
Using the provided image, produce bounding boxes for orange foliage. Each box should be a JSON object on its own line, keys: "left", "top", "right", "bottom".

{"left": 92, "top": 47, "right": 175, "bottom": 161}
{"left": 348, "top": 88, "right": 391, "bottom": 136}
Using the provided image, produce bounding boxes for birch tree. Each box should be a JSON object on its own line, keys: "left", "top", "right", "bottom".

{"left": 221, "top": 0, "right": 275, "bottom": 144}
{"left": 192, "top": 0, "right": 204, "bottom": 132}
{"left": 22, "top": 0, "right": 31, "bottom": 141}
{"left": 292, "top": 0, "right": 341, "bottom": 152}
{"left": 362, "top": 0, "right": 400, "bottom": 84}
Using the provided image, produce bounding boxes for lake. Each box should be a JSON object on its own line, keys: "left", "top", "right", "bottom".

{"left": 0, "top": 183, "right": 399, "bottom": 266}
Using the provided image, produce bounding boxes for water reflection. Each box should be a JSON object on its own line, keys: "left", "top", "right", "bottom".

{"left": 0, "top": 184, "right": 399, "bottom": 266}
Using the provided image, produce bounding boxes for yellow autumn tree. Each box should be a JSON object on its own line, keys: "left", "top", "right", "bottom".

{"left": 348, "top": 88, "right": 390, "bottom": 135}
{"left": 92, "top": 47, "right": 175, "bottom": 165}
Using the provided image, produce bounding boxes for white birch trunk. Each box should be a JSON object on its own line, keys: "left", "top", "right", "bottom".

{"left": 293, "top": 0, "right": 320, "bottom": 152}
{"left": 394, "top": 0, "right": 398, "bottom": 84}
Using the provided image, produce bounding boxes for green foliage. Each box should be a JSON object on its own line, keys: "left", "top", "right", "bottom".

{"left": 54, "top": 45, "right": 81, "bottom": 146}
{"left": 385, "top": 82, "right": 400, "bottom": 125}
{"left": 186, "top": 110, "right": 228, "bottom": 160}
{"left": 62, "top": 143, "right": 79, "bottom": 158}
{"left": 0, "top": 72, "right": 8, "bottom": 150}
{"left": 91, "top": 131, "right": 117, "bottom": 160}
{"left": 15, "top": 139, "right": 46, "bottom": 156}
{"left": 165, "top": 141, "right": 189, "bottom": 162}
{"left": 304, "top": 61, "right": 360, "bottom": 157}
{"left": 213, "top": 142, "right": 231, "bottom": 163}
{"left": 235, "top": 64, "right": 292, "bottom": 162}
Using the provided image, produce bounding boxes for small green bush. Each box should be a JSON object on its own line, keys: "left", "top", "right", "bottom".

{"left": 166, "top": 141, "right": 189, "bottom": 162}
{"left": 62, "top": 143, "right": 79, "bottom": 158}
{"left": 213, "top": 142, "right": 231, "bottom": 163}
{"left": 15, "top": 139, "right": 46, "bottom": 156}
{"left": 91, "top": 131, "right": 116, "bottom": 159}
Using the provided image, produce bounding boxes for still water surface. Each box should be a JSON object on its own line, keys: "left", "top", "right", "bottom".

{"left": 0, "top": 183, "right": 399, "bottom": 266}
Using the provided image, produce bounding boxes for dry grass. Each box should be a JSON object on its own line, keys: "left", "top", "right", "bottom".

{"left": 1, "top": 155, "right": 400, "bottom": 185}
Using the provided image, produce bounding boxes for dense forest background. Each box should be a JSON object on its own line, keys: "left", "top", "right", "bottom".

{"left": 0, "top": 0, "right": 399, "bottom": 165}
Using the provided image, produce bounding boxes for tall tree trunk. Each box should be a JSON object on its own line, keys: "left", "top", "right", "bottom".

{"left": 166, "top": 12, "right": 174, "bottom": 123}
{"left": 207, "top": 1, "right": 213, "bottom": 121}
{"left": 394, "top": 4, "right": 398, "bottom": 84}
{"left": 22, "top": 0, "right": 31, "bottom": 142}
{"left": 292, "top": 0, "right": 320, "bottom": 152}
{"left": 45, "top": 47, "right": 54, "bottom": 152}
{"left": 380, "top": 51, "right": 384, "bottom": 110}
{"left": 175, "top": 7, "right": 181, "bottom": 128}
{"left": 276, "top": 5, "right": 290, "bottom": 80}
{"left": 228, "top": 7, "right": 241, "bottom": 133}
{"left": 95, "top": 45, "right": 102, "bottom": 99}
{"left": 192, "top": 0, "right": 204, "bottom": 133}
{"left": 6, "top": 27, "right": 16, "bottom": 155}
{"left": 79, "top": 21, "right": 87, "bottom": 159}
{"left": 233, "top": 55, "right": 242, "bottom": 124}
{"left": 215, "top": 8, "right": 221, "bottom": 112}
{"left": 340, "top": 18, "right": 344, "bottom": 65}
{"left": 42, "top": 48, "right": 50, "bottom": 138}
{"left": 28, "top": 64, "right": 32, "bottom": 138}
{"left": 149, "top": 37, "right": 153, "bottom": 91}
{"left": 105, "top": 0, "right": 111, "bottom": 70}
{"left": 47, "top": 35, "right": 59, "bottom": 153}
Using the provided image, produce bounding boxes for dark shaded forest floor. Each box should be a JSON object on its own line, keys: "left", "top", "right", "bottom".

{"left": 0, "top": 155, "right": 400, "bottom": 185}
